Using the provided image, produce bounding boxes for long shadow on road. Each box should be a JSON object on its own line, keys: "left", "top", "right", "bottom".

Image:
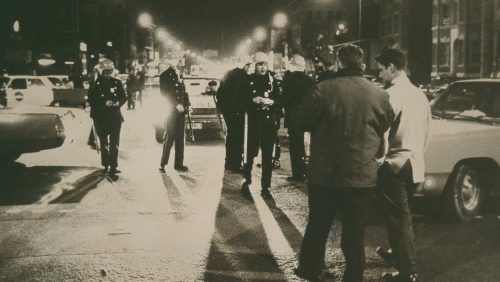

{"left": 0, "top": 163, "right": 106, "bottom": 205}
{"left": 204, "top": 172, "right": 287, "bottom": 281}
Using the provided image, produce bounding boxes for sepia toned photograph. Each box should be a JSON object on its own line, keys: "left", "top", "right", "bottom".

{"left": 0, "top": 0, "right": 499, "bottom": 281}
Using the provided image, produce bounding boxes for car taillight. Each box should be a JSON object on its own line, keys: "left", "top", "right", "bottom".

{"left": 54, "top": 117, "right": 65, "bottom": 137}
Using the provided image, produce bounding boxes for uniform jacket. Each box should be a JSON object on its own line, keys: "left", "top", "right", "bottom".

{"left": 216, "top": 68, "right": 248, "bottom": 115}
{"left": 88, "top": 76, "right": 127, "bottom": 122}
{"left": 126, "top": 73, "right": 139, "bottom": 93}
{"left": 160, "top": 68, "right": 189, "bottom": 113}
{"left": 282, "top": 70, "right": 314, "bottom": 129}
{"left": 246, "top": 72, "right": 281, "bottom": 140}
{"left": 295, "top": 68, "right": 394, "bottom": 188}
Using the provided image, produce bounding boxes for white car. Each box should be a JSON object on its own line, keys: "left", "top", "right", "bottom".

{"left": 4, "top": 75, "right": 56, "bottom": 106}
{"left": 420, "top": 79, "right": 500, "bottom": 222}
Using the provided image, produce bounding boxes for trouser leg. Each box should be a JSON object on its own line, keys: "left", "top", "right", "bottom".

{"left": 340, "top": 188, "right": 373, "bottom": 282}
{"left": 288, "top": 128, "right": 306, "bottom": 177}
{"left": 174, "top": 114, "right": 185, "bottom": 167}
{"left": 94, "top": 121, "right": 109, "bottom": 167}
{"left": 260, "top": 138, "right": 275, "bottom": 189}
{"left": 224, "top": 113, "right": 244, "bottom": 169}
{"left": 244, "top": 137, "right": 258, "bottom": 183}
{"left": 298, "top": 184, "right": 338, "bottom": 275}
{"left": 377, "top": 161, "right": 417, "bottom": 275}
{"left": 108, "top": 121, "right": 121, "bottom": 169}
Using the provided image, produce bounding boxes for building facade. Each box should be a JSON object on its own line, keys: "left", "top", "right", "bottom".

{"left": 431, "top": 0, "right": 497, "bottom": 79}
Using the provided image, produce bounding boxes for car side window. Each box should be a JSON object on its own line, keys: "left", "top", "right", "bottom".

{"left": 11, "top": 79, "right": 27, "bottom": 90}
{"left": 439, "top": 85, "right": 477, "bottom": 114}
{"left": 28, "top": 79, "right": 45, "bottom": 87}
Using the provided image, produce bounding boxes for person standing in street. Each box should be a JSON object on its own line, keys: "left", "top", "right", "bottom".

{"left": 87, "top": 59, "right": 127, "bottom": 178}
{"left": 126, "top": 68, "right": 139, "bottom": 110}
{"left": 215, "top": 55, "right": 252, "bottom": 173}
{"left": 241, "top": 52, "right": 281, "bottom": 200}
{"left": 293, "top": 44, "right": 394, "bottom": 282}
{"left": 159, "top": 62, "right": 189, "bottom": 173}
{"left": 282, "top": 54, "right": 315, "bottom": 182}
{"left": 374, "top": 48, "right": 431, "bottom": 282}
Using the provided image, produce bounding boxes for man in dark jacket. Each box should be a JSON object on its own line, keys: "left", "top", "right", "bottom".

{"left": 87, "top": 59, "right": 127, "bottom": 177}
{"left": 282, "top": 54, "right": 315, "bottom": 182}
{"left": 215, "top": 55, "right": 252, "bottom": 172}
{"left": 293, "top": 44, "right": 394, "bottom": 282}
{"left": 241, "top": 52, "right": 281, "bottom": 199}
{"left": 159, "top": 63, "right": 189, "bottom": 173}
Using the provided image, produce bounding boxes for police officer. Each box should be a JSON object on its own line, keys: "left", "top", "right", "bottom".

{"left": 241, "top": 52, "right": 281, "bottom": 199}
{"left": 282, "top": 54, "right": 315, "bottom": 182}
{"left": 215, "top": 55, "right": 252, "bottom": 173}
{"left": 159, "top": 62, "right": 189, "bottom": 173}
{"left": 87, "top": 59, "right": 127, "bottom": 177}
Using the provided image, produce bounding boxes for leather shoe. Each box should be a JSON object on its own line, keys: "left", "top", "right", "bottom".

{"left": 260, "top": 188, "right": 273, "bottom": 199}
{"left": 382, "top": 272, "right": 418, "bottom": 282}
{"left": 376, "top": 246, "right": 395, "bottom": 264}
{"left": 159, "top": 167, "right": 166, "bottom": 173}
{"left": 286, "top": 175, "right": 305, "bottom": 182}
{"left": 293, "top": 266, "right": 334, "bottom": 282}
{"left": 108, "top": 168, "right": 121, "bottom": 175}
{"left": 174, "top": 165, "right": 189, "bottom": 172}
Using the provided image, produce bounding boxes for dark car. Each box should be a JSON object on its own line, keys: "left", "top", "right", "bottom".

{"left": 0, "top": 107, "right": 66, "bottom": 163}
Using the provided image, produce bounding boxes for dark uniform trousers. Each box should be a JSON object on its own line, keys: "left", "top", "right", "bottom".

{"left": 244, "top": 136, "right": 274, "bottom": 189}
{"left": 160, "top": 112, "right": 186, "bottom": 168}
{"left": 223, "top": 112, "right": 245, "bottom": 169}
{"left": 299, "top": 185, "right": 373, "bottom": 282}
{"left": 94, "top": 119, "right": 121, "bottom": 169}
{"left": 288, "top": 126, "right": 306, "bottom": 177}
{"left": 376, "top": 160, "right": 418, "bottom": 276}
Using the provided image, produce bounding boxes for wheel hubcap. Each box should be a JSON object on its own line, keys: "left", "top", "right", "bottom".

{"left": 461, "top": 173, "right": 480, "bottom": 212}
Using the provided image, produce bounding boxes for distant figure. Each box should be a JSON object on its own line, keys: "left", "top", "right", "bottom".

{"left": 0, "top": 82, "right": 7, "bottom": 107}
{"left": 159, "top": 62, "right": 190, "bottom": 173}
{"left": 87, "top": 59, "right": 127, "bottom": 178}
{"left": 294, "top": 45, "right": 394, "bottom": 282}
{"left": 126, "top": 69, "right": 139, "bottom": 110}
{"left": 215, "top": 55, "right": 252, "bottom": 173}
{"left": 69, "top": 67, "right": 84, "bottom": 89}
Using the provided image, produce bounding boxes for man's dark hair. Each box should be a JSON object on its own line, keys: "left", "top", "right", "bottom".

{"left": 336, "top": 44, "right": 364, "bottom": 70}
{"left": 376, "top": 48, "right": 406, "bottom": 70}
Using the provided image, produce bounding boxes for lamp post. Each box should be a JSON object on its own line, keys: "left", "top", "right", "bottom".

{"left": 272, "top": 12, "right": 288, "bottom": 57}
{"left": 138, "top": 12, "right": 155, "bottom": 61}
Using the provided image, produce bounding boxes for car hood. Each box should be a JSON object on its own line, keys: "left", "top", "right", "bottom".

{"left": 430, "top": 118, "right": 499, "bottom": 136}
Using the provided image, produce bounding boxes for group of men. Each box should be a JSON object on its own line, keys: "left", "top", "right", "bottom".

{"left": 216, "top": 51, "right": 313, "bottom": 199}
{"left": 217, "top": 45, "right": 430, "bottom": 282}
{"left": 87, "top": 44, "right": 430, "bottom": 281}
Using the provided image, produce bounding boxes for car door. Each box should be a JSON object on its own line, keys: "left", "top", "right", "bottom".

{"left": 27, "top": 78, "right": 53, "bottom": 106}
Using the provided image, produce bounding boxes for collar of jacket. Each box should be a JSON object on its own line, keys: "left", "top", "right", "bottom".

{"left": 334, "top": 68, "right": 364, "bottom": 78}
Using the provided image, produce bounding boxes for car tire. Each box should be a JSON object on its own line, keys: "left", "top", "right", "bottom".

{"left": 155, "top": 127, "right": 165, "bottom": 143}
{"left": 0, "top": 152, "right": 21, "bottom": 164}
{"left": 442, "top": 163, "right": 484, "bottom": 222}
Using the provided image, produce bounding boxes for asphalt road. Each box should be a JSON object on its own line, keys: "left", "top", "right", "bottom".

{"left": 0, "top": 95, "right": 499, "bottom": 281}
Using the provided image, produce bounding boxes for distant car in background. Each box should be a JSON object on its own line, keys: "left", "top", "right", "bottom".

{"left": 4, "top": 75, "right": 56, "bottom": 106}
{"left": 43, "top": 75, "right": 69, "bottom": 88}
{"left": 152, "top": 76, "right": 224, "bottom": 143}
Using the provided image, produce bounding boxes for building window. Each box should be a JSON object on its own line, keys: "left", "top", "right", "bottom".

{"left": 393, "top": 13, "right": 400, "bottom": 34}
{"left": 441, "top": 0, "right": 450, "bottom": 25}
{"left": 454, "top": 39, "right": 464, "bottom": 65}
{"left": 438, "top": 43, "right": 450, "bottom": 66}
{"left": 469, "top": 38, "right": 480, "bottom": 65}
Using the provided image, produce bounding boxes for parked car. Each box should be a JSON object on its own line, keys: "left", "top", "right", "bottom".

{"left": 152, "top": 76, "right": 224, "bottom": 143}
{"left": 421, "top": 79, "right": 500, "bottom": 222}
{"left": 0, "top": 106, "right": 66, "bottom": 163}
{"left": 4, "top": 75, "right": 56, "bottom": 106}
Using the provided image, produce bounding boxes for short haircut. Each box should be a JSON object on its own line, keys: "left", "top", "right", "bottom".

{"left": 337, "top": 44, "right": 364, "bottom": 70}
{"left": 376, "top": 48, "right": 406, "bottom": 70}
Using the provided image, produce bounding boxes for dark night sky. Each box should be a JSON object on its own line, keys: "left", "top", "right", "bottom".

{"left": 136, "top": 0, "right": 290, "bottom": 54}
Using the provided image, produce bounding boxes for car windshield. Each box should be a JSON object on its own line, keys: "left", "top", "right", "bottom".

{"left": 432, "top": 82, "right": 500, "bottom": 124}
{"left": 47, "top": 77, "right": 62, "bottom": 86}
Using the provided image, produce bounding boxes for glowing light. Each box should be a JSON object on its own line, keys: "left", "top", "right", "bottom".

{"left": 156, "top": 28, "right": 168, "bottom": 41}
{"left": 273, "top": 13, "right": 288, "bottom": 28}
{"left": 13, "top": 20, "right": 20, "bottom": 32}
{"left": 253, "top": 27, "right": 267, "bottom": 42}
{"left": 138, "top": 12, "right": 153, "bottom": 28}
{"left": 39, "top": 59, "right": 56, "bottom": 66}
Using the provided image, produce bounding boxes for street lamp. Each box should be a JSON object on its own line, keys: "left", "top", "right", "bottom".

{"left": 138, "top": 12, "right": 155, "bottom": 61}
{"left": 253, "top": 27, "right": 267, "bottom": 42}
{"left": 273, "top": 12, "right": 288, "bottom": 28}
{"left": 13, "top": 20, "right": 20, "bottom": 33}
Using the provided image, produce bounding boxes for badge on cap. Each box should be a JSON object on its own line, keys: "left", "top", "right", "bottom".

{"left": 264, "top": 91, "right": 269, "bottom": 98}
